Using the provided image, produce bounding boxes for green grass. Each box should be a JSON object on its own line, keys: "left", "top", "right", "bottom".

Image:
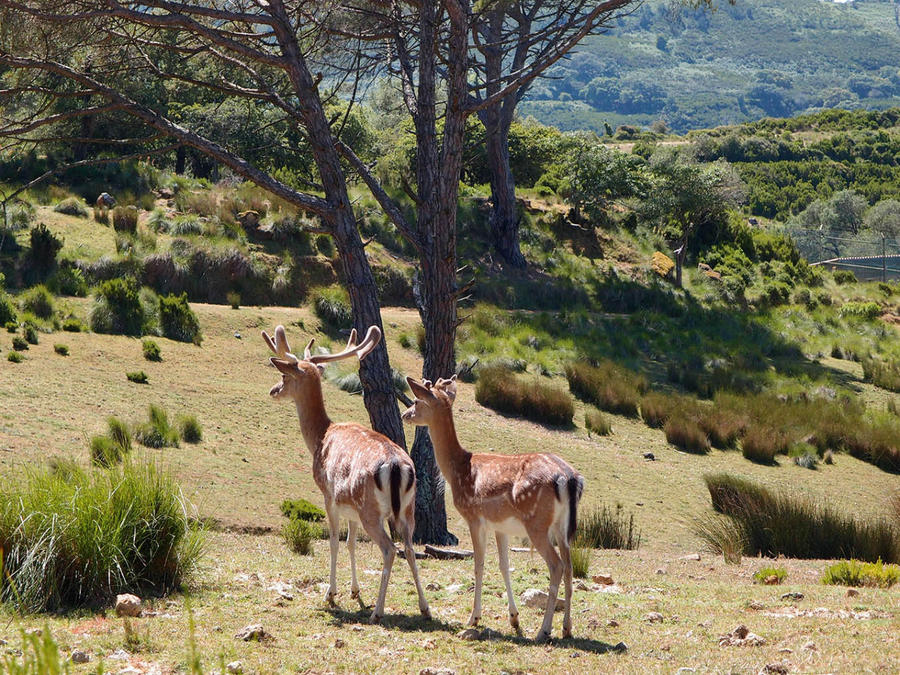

{"left": 179, "top": 415, "right": 203, "bottom": 444}
{"left": 52, "top": 344, "right": 68, "bottom": 356}
{"left": 7, "top": 351, "right": 23, "bottom": 363}
{"left": 475, "top": 365, "right": 574, "bottom": 427}
{"left": 134, "top": 404, "right": 179, "bottom": 448}
{"left": 143, "top": 338, "right": 162, "bottom": 361}
{"left": 282, "top": 518, "right": 318, "bottom": 556}
{"left": 565, "top": 360, "right": 647, "bottom": 418}
{"left": 752, "top": 566, "right": 787, "bottom": 584}
{"left": 126, "top": 370, "right": 148, "bottom": 384}
{"left": 576, "top": 504, "right": 641, "bottom": 550}
{"left": 584, "top": 408, "right": 612, "bottom": 436}
{"left": 821, "top": 559, "right": 900, "bottom": 588}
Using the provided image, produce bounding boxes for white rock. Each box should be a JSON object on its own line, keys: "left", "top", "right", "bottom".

{"left": 234, "top": 624, "right": 270, "bottom": 641}
{"left": 115, "top": 594, "right": 142, "bottom": 617}
{"left": 108, "top": 649, "right": 131, "bottom": 661}
{"left": 645, "top": 612, "right": 664, "bottom": 623}
{"left": 420, "top": 669, "right": 455, "bottom": 675}
{"left": 225, "top": 662, "right": 243, "bottom": 674}
{"left": 521, "top": 588, "right": 564, "bottom": 611}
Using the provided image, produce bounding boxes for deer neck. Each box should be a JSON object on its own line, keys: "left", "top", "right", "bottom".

{"left": 427, "top": 408, "right": 471, "bottom": 482}
{"left": 293, "top": 384, "right": 332, "bottom": 454}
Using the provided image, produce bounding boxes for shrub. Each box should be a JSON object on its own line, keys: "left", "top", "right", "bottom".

{"left": 12, "top": 335, "right": 28, "bottom": 351}
{"left": 664, "top": 417, "right": 710, "bottom": 454}
{"left": 126, "top": 370, "right": 148, "bottom": 384}
{"left": 227, "top": 290, "right": 241, "bottom": 309}
{"left": 860, "top": 357, "right": 900, "bottom": 393}
{"left": 280, "top": 497, "right": 326, "bottom": 522}
{"left": 133, "top": 404, "right": 179, "bottom": 448}
{"left": 565, "top": 361, "right": 646, "bottom": 417}
{"left": 107, "top": 416, "right": 132, "bottom": 456}
{"left": 0, "top": 293, "right": 16, "bottom": 325}
{"left": 475, "top": 365, "right": 574, "bottom": 426}
{"left": 112, "top": 205, "right": 138, "bottom": 233}
{"left": 833, "top": 269, "right": 857, "bottom": 285}
{"left": 741, "top": 425, "right": 788, "bottom": 464}
{"left": 7, "top": 351, "right": 23, "bottom": 363}
{"left": 158, "top": 293, "right": 202, "bottom": 344}
{"left": 839, "top": 301, "right": 881, "bottom": 320}
{"left": 576, "top": 504, "right": 641, "bottom": 550}
{"left": 0, "top": 461, "right": 203, "bottom": 612}
{"left": 27, "top": 224, "right": 63, "bottom": 276}
{"left": 312, "top": 286, "right": 353, "bottom": 330}
{"left": 179, "top": 415, "right": 203, "bottom": 443}
{"left": 53, "top": 343, "right": 68, "bottom": 356}
{"left": 21, "top": 285, "right": 54, "bottom": 319}
{"left": 570, "top": 544, "right": 591, "bottom": 578}
{"left": 142, "top": 338, "right": 162, "bottom": 362}
{"left": 585, "top": 408, "right": 612, "bottom": 436}
{"left": 59, "top": 318, "right": 84, "bottom": 334}
{"left": 702, "top": 473, "right": 899, "bottom": 562}
{"left": 315, "top": 234, "right": 335, "bottom": 257}
{"left": 91, "top": 277, "right": 145, "bottom": 335}
{"left": 49, "top": 263, "right": 88, "bottom": 297}
{"left": 821, "top": 560, "right": 899, "bottom": 588}
{"left": 23, "top": 323, "right": 38, "bottom": 345}
{"left": 5, "top": 321, "right": 16, "bottom": 332}
{"left": 282, "top": 518, "right": 317, "bottom": 555}
{"left": 53, "top": 197, "right": 88, "bottom": 217}
{"left": 90, "top": 435, "right": 123, "bottom": 467}
{"left": 753, "top": 566, "right": 787, "bottom": 584}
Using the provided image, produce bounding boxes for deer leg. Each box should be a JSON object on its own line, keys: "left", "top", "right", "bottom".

{"left": 529, "top": 529, "right": 564, "bottom": 643}
{"left": 558, "top": 536, "right": 574, "bottom": 639}
{"left": 364, "top": 519, "right": 395, "bottom": 624}
{"left": 399, "top": 512, "right": 431, "bottom": 618}
{"left": 467, "top": 521, "right": 487, "bottom": 627}
{"left": 324, "top": 506, "right": 340, "bottom": 607}
{"left": 347, "top": 521, "right": 365, "bottom": 608}
{"left": 495, "top": 533, "right": 520, "bottom": 634}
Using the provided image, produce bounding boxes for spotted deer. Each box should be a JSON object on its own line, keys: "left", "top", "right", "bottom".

{"left": 402, "top": 375, "right": 584, "bottom": 642}
{"left": 262, "top": 324, "right": 430, "bottom": 623}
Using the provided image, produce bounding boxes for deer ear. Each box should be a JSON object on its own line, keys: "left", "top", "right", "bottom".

{"left": 407, "top": 377, "right": 435, "bottom": 401}
{"left": 437, "top": 377, "right": 457, "bottom": 403}
{"left": 271, "top": 357, "right": 299, "bottom": 376}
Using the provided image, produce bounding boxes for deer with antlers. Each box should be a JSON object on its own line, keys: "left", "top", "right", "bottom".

{"left": 402, "top": 375, "right": 584, "bottom": 642}
{"left": 262, "top": 324, "right": 431, "bottom": 623}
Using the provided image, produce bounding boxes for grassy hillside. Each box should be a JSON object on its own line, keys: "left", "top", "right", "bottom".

{"left": 522, "top": 0, "right": 900, "bottom": 133}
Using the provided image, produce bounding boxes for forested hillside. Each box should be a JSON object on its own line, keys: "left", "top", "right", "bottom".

{"left": 522, "top": 0, "right": 900, "bottom": 133}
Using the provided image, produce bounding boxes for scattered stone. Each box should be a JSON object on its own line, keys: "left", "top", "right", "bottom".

{"left": 575, "top": 580, "right": 591, "bottom": 591}
{"left": 656, "top": 568, "right": 667, "bottom": 575}
{"left": 445, "top": 584, "right": 463, "bottom": 594}
{"left": 421, "top": 639, "right": 436, "bottom": 650}
{"left": 116, "top": 667, "right": 142, "bottom": 675}
{"left": 115, "top": 594, "right": 142, "bottom": 617}
{"left": 456, "top": 628, "right": 481, "bottom": 641}
{"left": 351, "top": 625, "right": 364, "bottom": 632}
{"left": 213, "top": 626, "right": 223, "bottom": 633}
{"left": 780, "top": 592, "right": 804, "bottom": 601}
{"left": 596, "top": 584, "right": 623, "bottom": 594}
{"left": 607, "top": 619, "right": 619, "bottom": 628}
{"left": 764, "top": 607, "right": 891, "bottom": 620}
{"left": 592, "top": 573, "right": 614, "bottom": 585}
{"left": 803, "top": 641, "right": 816, "bottom": 651}
{"left": 652, "top": 251, "right": 675, "bottom": 279}
{"left": 333, "top": 638, "right": 345, "bottom": 649}
{"left": 570, "top": 651, "right": 581, "bottom": 658}
{"left": 425, "top": 582, "right": 442, "bottom": 591}
{"left": 777, "top": 648, "right": 793, "bottom": 654}
{"left": 234, "top": 332, "right": 242, "bottom": 339}
{"left": 846, "top": 588, "right": 860, "bottom": 598}
{"left": 645, "top": 612, "right": 664, "bottom": 624}
{"left": 107, "top": 649, "right": 131, "bottom": 661}
{"left": 748, "top": 601, "right": 764, "bottom": 610}
{"left": 676, "top": 669, "right": 696, "bottom": 674}
{"left": 718, "top": 624, "right": 765, "bottom": 647}
{"left": 761, "top": 664, "right": 789, "bottom": 675}
{"left": 643, "top": 452, "right": 655, "bottom": 461}
{"left": 521, "top": 588, "right": 564, "bottom": 611}
{"left": 680, "top": 554, "right": 701, "bottom": 561}
{"left": 419, "top": 669, "right": 455, "bottom": 675}
{"left": 225, "top": 662, "right": 243, "bottom": 674}
{"left": 71, "top": 650, "right": 91, "bottom": 664}
{"left": 234, "top": 624, "right": 271, "bottom": 642}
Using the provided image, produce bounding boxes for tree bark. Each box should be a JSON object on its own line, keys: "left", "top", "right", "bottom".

{"left": 483, "top": 112, "right": 526, "bottom": 268}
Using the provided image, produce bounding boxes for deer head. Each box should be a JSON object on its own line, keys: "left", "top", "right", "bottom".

{"left": 262, "top": 324, "right": 382, "bottom": 401}
{"left": 402, "top": 375, "right": 457, "bottom": 425}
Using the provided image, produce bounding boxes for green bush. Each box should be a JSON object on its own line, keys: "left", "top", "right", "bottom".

{"left": 702, "top": 473, "right": 898, "bottom": 562}
{"left": 585, "top": 408, "right": 612, "bottom": 436}
{"left": 280, "top": 497, "right": 326, "bottom": 522}
{"left": 134, "top": 405, "right": 179, "bottom": 449}
{"left": 112, "top": 205, "right": 138, "bottom": 233}
{"left": 53, "top": 197, "right": 88, "bottom": 217}
{"left": 12, "top": 336, "right": 28, "bottom": 351}
{"left": 821, "top": 560, "right": 899, "bottom": 588}
{"left": 282, "top": 518, "right": 318, "bottom": 555}
{"left": 7, "top": 351, "right": 23, "bottom": 363}
{"left": 53, "top": 343, "right": 68, "bottom": 356}
{"left": 27, "top": 224, "right": 63, "bottom": 277}
{"left": 49, "top": 263, "right": 88, "bottom": 297}
{"left": 753, "top": 566, "right": 787, "bottom": 584}
{"left": 126, "top": 370, "right": 148, "bottom": 384}
{"left": 178, "top": 415, "right": 202, "bottom": 443}
{"left": 475, "top": 365, "right": 574, "bottom": 426}
{"left": 23, "top": 323, "right": 38, "bottom": 345}
{"left": 0, "top": 461, "right": 203, "bottom": 612}
{"left": 91, "top": 278, "right": 144, "bottom": 335}
{"left": 142, "top": 338, "right": 162, "bottom": 361}
{"left": 312, "top": 286, "right": 353, "bottom": 330}
{"left": 576, "top": 504, "right": 641, "bottom": 550}
{"left": 664, "top": 417, "right": 710, "bottom": 454}
{"left": 0, "top": 293, "right": 16, "bottom": 325}
{"left": 62, "top": 317, "right": 85, "bottom": 332}
{"left": 565, "top": 360, "right": 647, "bottom": 417}
{"left": 833, "top": 269, "right": 857, "bottom": 285}
{"left": 5, "top": 320, "right": 17, "bottom": 332}
{"left": 21, "top": 285, "right": 55, "bottom": 320}
{"left": 839, "top": 301, "right": 881, "bottom": 320}
{"left": 158, "top": 293, "right": 202, "bottom": 344}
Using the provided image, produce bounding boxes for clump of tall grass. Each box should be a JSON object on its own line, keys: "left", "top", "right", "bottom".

{"left": 178, "top": 415, "right": 203, "bottom": 444}
{"left": 565, "top": 360, "right": 647, "bottom": 417}
{"left": 640, "top": 391, "right": 679, "bottom": 428}
{"left": 282, "top": 518, "right": 318, "bottom": 555}
{"left": 570, "top": 544, "right": 591, "bottom": 578}
{"left": 701, "top": 473, "right": 899, "bottom": 562}
{"left": 158, "top": 292, "right": 202, "bottom": 344}
{"left": 112, "top": 205, "right": 138, "bottom": 233}
{"left": 52, "top": 343, "right": 68, "bottom": 356}
{"left": 753, "top": 566, "right": 787, "bottom": 584}
{"left": 576, "top": 504, "right": 641, "bottom": 550}
{"left": 664, "top": 417, "right": 710, "bottom": 454}
{"left": 53, "top": 196, "right": 88, "bottom": 217}
{"left": 311, "top": 286, "right": 352, "bottom": 330}
{"left": 7, "top": 350, "right": 23, "bottom": 363}
{"left": 585, "top": 408, "right": 612, "bottom": 436}
{"left": 740, "top": 425, "right": 789, "bottom": 464}
{"left": 860, "top": 357, "right": 900, "bottom": 393}
{"left": 821, "top": 560, "right": 899, "bottom": 588}
{"left": 0, "top": 461, "right": 203, "bottom": 612}
{"left": 126, "top": 370, "right": 148, "bottom": 384}
{"left": 91, "top": 416, "right": 132, "bottom": 467}
{"left": 134, "top": 404, "right": 179, "bottom": 448}
{"left": 475, "top": 365, "right": 574, "bottom": 427}
{"left": 21, "top": 285, "right": 54, "bottom": 320}
{"left": 143, "top": 338, "right": 161, "bottom": 361}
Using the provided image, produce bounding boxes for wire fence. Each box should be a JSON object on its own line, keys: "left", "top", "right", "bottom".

{"left": 783, "top": 227, "right": 900, "bottom": 282}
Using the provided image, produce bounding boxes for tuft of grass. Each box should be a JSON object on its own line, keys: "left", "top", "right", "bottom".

{"left": 702, "top": 473, "right": 899, "bottom": 562}
{"left": 112, "top": 205, "right": 138, "bottom": 233}
{"left": 159, "top": 293, "right": 202, "bottom": 344}
{"left": 753, "top": 566, "right": 787, "bottom": 584}
{"left": 280, "top": 498, "right": 326, "bottom": 522}
{"left": 227, "top": 290, "right": 241, "bottom": 309}
{"left": 0, "top": 461, "right": 203, "bottom": 612}
{"left": 127, "top": 370, "right": 149, "bottom": 384}
{"left": 697, "top": 405, "right": 746, "bottom": 449}
{"left": 53, "top": 196, "right": 88, "bottom": 217}
{"left": 179, "top": 415, "right": 203, "bottom": 444}
{"left": 21, "top": 285, "right": 55, "bottom": 320}
{"left": 565, "top": 360, "right": 647, "bottom": 417}
{"left": 134, "top": 404, "right": 179, "bottom": 448}
{"left": 821, "top": 560, "right": 899, "bottom": 588}
{"left": 23, "top": 323, "right": 39, "bottom": 345}
{"left": 282, "top": 518, "right": 318, "bottom": 555}
{"left": 585, "top": 408, "right": 612, "bottom": 436}
{"left": 693, "top": 513, "right": 744, "bottom": 564}
{"left": 475, "top": 365, "right": 574, "bottom": 426}
{"left": 107, "top": 416, "right": 132, "bottom": 456}
{"left": 576, "top": 504, "right": 641, "bottom": 550}
{"left": 640, "top": 391, "right": 679, "bottom": 428}
{"left": 7, "top": 350, "right": 23, "bottom": 363}
{"left": 12, "top": 336, "right": 28, "bottom": 351}
{"left": 860, "top": 357, "right": 900, "bottom": 393}
{"left": 142, "top": 338, "right": 162, "bottom": 361}
{"left": 311, "top": 286, "right": 352, "bottom": 331}
{"left": 61, "top": 317, "right": 84, "bottom": 332}
{"left": 53, "top": 343, "right": 68, "bottom": 356}
{"left": 664, "top": 417, "right": 710, "bottom": 454}
{"left": 740, "top": 425, "right": 788, "bottom": 464}
{"left": 570, "top": 544, "right": 591, "bottom": 579}
{"left": 90, "top": 435, "right": 122, "bottom": 468}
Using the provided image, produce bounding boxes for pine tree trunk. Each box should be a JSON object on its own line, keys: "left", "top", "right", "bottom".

{"left": 485, "top": 118, "right": 526, "bottom": 268}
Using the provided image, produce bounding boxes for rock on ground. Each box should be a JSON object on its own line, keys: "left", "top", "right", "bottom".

{"left": 234, "top": 624, "right": 272, "bottom": 642}
{"left": 71, "top": 649, "right": 91, "bottom": 664}
{"left": 718, "top": 624, "right": 766, "bottom": 647}
{"left": 521, "top": 588, "right": 564, "bottom": 611}
{"left": 115, "top": 594, "right": 142, "bottom": 618}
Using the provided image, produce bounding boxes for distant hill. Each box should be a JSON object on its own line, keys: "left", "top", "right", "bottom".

{"left": 521, "top": 0, "right": 900, "bottom": 133}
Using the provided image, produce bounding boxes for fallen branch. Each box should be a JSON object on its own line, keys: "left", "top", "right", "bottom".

{"left": 424, "top": 544, "right": 474, "bottom": 560}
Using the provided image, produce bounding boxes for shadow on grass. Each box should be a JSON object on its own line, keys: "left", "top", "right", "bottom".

{"left": 322, "top": 606, "right": 626, "bottom": 655}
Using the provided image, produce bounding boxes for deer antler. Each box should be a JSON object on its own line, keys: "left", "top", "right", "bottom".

{"left": 308, "top": 326, "right": 381, "bottom": 364}
{"left": 261, "top": 325, "right": 299, "bottom": 363}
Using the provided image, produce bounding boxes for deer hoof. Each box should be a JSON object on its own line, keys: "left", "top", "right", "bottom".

{"left": 509, "top": 613, "right": 520, "bottom": 631}
{"left": 534, "top": 629, "right": 551, "bottom": 644}
{"left": 325, "top": 591, "right": 337, "bottom": 607}
{"left": 466, "top": 615, "right": 480, "bottom": 627}
{"left": 420, "top": 605, "right": 432, "bottom": 620}
{"left": 369, "top": 612, "right": 383, "bottom": 625}
{"left": 350, "top": 589, "right": 360, "bottom": 600}
{"left": 562, "top": 627, "right": 573, "bottom": 639}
